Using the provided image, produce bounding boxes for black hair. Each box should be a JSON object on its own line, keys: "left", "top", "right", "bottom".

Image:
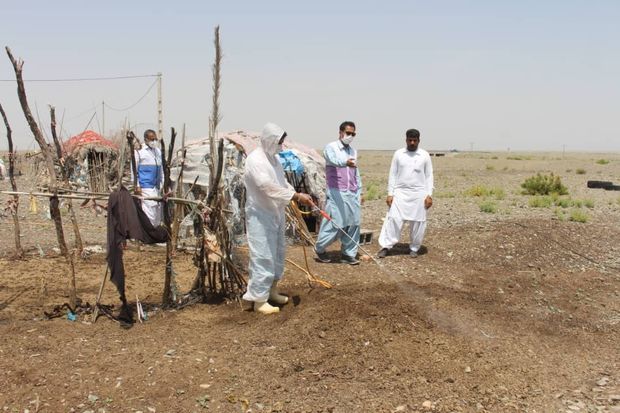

{"left": 406, "top": 129, "right": 420, "bottom": 139}
{"left": 144, "top": 129, "right": 157, "bottom": 139}
{"left": 339, "top": 121, "right": 356, "bottom": 132}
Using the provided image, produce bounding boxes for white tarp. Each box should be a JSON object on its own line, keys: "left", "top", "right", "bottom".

{"left": 169, "top": 130, "right": 326, "bottom": 241}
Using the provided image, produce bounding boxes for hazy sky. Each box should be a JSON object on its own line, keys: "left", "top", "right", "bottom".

{"left": 1, "top": 0, "right": 619, "bottom": 152}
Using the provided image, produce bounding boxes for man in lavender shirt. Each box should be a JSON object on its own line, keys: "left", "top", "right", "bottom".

{"left": 314, "top": 121, "right": 362, "bottom": 265}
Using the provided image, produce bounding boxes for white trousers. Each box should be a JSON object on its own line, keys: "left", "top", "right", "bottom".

{"left": 141, "top": 187, "right": 162, "bottom": 227}
{"left": 242, "top": 209, "right": 285, "bottom": 302}
{"left": 378, "top": 216, "right": 427, "bottom": 253}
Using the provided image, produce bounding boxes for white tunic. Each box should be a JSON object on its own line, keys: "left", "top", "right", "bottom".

{"left": 386, "top": 148, "right": 434, "bottom": 222}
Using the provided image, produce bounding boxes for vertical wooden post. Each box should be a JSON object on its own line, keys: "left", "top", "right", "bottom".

{"left": 50, "top": 106, "right": 83, "bottom": 254}
{"left": 6, "top": 47, "right": 76, "bottom": 307}
{"left": 0, "top": 102, "right": 23, "bottom": 259}
{"left": 161, "top": 127, "right": 176, "bottom": 307}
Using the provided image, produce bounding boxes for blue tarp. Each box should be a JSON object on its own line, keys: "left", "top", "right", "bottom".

{"left": 277, "top": 150, "right": 305, "bottom": 174}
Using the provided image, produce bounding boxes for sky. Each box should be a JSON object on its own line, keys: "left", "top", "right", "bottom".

{"left": 1, "top": 0, "right": 619, "bottom": 152}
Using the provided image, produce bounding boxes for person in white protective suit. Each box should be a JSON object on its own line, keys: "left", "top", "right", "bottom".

{"left": 133, "top": 129, "right": 164, "bottom": 227}
{"left": 377, "top": 129, "right": 434, "bottom": 258}
{"left": 243, "top": 123, "right": 314, "bottom": 315}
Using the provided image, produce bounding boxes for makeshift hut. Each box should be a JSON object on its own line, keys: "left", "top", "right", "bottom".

{"left": 170, "top": 130, "right": 326, "bottom": 244}
{"left": 64, "top": 130, "right": 119, "bottom": 192}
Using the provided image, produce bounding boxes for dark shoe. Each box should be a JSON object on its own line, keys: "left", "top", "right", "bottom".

{"left": 409, "top": 250, "right": 419, "bottom": 258}
{"left": 315, "top": 248, "right": 331, "bottom": 263}
{"left": 340, "top": 255, "right": 360, "bottom": 265}
{"left": 377, "top": 248, "right": 389, "bottom": 258}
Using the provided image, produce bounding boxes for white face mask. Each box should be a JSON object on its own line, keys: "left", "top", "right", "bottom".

{"left": 146, "top": 140, "right": 158, "bottom": 149}
{"left": 341, "top": 135, "right": 354, "bottom": 146}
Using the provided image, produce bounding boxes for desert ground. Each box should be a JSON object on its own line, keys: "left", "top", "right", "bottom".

{"left": 1, "top": 150, "right": 619, "bottom": 413}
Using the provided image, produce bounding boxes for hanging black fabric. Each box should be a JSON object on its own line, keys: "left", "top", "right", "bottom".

{"left": 106, "top": 187, "right": 169, "bottom": 303}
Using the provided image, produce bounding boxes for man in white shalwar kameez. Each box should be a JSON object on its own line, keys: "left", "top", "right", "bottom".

{"left": 377, "top": 129, "right": 434, "bottom": 258}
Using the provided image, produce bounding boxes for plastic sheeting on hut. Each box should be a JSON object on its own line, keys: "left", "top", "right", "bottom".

{"left": 169, "top": 130, "right": 326, "bottom": 243}
{"left": 63, "top": 130, "right": 119, "bottom": 192}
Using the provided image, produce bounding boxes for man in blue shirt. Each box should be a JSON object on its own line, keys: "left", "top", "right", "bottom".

{"left": 314, "top": 121, "right": 362, "bottom": 265}
{"left": 133, "top": 129, "right": 163, "bottom": 227}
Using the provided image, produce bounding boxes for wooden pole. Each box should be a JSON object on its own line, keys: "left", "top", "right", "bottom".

{"left": 6, "top": 46, "right": 76, "bottom": 307}
{"left": 0, "top": 190, "right": 217, "bottom": 208}
{"left": 91, "top": 265, "right": 109, "bottom": 323}
{"left": 50, "top": 105, "right": 83, "bottom": 254}
{"left": 126, "top": 131, "right": 138, "bottom": 191}
{"left": 0, "top": 102, "right": 23, "bottom": 258}
{"left": 161, "top": 127, "right": 176, "bottom": 307}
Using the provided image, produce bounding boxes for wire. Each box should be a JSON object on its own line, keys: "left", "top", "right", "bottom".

{"left": 81, "top": 112, "right": 97, "bottom": 134}
{"left": 103, "top": 79, "right": 158, "bottom": 112}
{"left": 0, "top": 74, "right": 159, "bottom": 82}
{"left": 66, "top": 104, "right": 100, "bottom": 121}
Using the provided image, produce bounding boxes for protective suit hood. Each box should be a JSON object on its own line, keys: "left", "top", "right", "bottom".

{"left": 261, "top": 122, "right": 285, "bottom": 158}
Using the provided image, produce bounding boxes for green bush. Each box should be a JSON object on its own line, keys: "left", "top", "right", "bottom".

{"left": 596, "top": 159, "right": 610, "bottom": 165}
{"left": 479, "top": 201, "right": 497, "bottom": 213}
{"left": 554, "top": 207, "right": 566, "bottom": 221}
{"left": 575, "top": 168, "right": 586, "bottom": 175}
{"left": 486, "top": 164, "right": 495, "bottom": 171}
{"left": 521, "top": 173, "right": 568, "bottom": 196}
{"left": 584, "top": 199, "right": 594, "bottom": 208}
{"left": 464, "top": 185, "right": 505, "bottom": 199}
{"left": 365, "top": 182, "right": 383, "bottom": 201}
{"left": 554, "top": 197, "right": 572, "bottom": 208}
{"left": 569, "top": 209, "right": 588, "bottom": 223}
{"left": 529, "top": 196, "right": 553, "bottom": 208}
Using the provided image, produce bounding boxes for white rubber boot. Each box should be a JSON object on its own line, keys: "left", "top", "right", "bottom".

{"left": 254, "top": 301, "right": 280, "bottom": 315}
{"left": 269, "top": 281, "right": 289, "bottom": 305}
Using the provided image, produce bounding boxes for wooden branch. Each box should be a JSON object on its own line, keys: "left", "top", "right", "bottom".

{"left": 208, "top": 26, "right": 222, "bottom": 189}
{"left": 6, "top": 47, "right": 76, "bottom": 307}
{"left": 170, "top": 147, "right": 187, "bottom": 254}
{"left": 51, "top": 105, "right": 83, "bottom": 254}
{"left": 126, "top": 131, "right": 138, "bottom": 191}
{"left": 50, "top": 106, "right": 64, "bottom": 165}
{"left": 206, "top": 138, "right": 224, "bottom": 212}
{"left": 0, "top": 190, "right": 219, "bottom": 210}
{"left": 211, "top": 26, "right": 222, "bottom": 135}
{"left": 161, "top": 127, "right": 176, "bottom": 307}
{"left": 0, "top": 102, "right": 23, "bottom": 258}
{"left": 5, "top": 47, "right": 57, "bottom": 184}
